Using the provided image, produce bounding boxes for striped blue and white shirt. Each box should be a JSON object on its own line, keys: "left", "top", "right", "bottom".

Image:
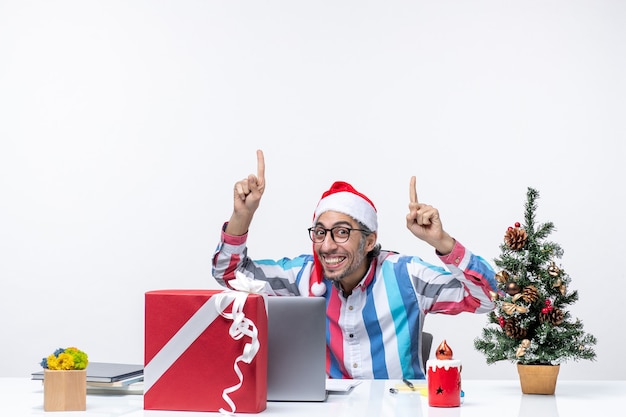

{"left": 212, "top": 226, "right": 497, "bottom": 379}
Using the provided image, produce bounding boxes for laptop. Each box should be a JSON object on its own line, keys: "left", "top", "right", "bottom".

{"left": 266, "top": 296, "right": 328, "bottom": 402}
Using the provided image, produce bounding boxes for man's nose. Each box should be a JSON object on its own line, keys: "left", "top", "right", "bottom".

{"left": 320, "top": 232, "right": 339, "bottom": 249}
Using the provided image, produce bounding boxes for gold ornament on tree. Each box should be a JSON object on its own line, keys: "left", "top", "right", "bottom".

{"left": 495, "top": 270, "right": 510, "bottom": 284}
{"left": 515, "top": 339, "right": 531, "bottom": 358}
{"left": 505, "top": 281, "right": 521, "bottom": 295}
{"left": 502, "top": 302, "right": 528, "bottom": 315}
{"left": 547, "top": 261, "right": 567, "bottom": 294}
{"left": 547, "top": 261, "right": 561, "bottom": 277}
{"left": 552, "top": 278, "right": 567, "bottom": 296}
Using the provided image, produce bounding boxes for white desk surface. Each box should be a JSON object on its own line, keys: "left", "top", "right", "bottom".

{"left": 6, "top": 378, "right": 625, "bottom": 417}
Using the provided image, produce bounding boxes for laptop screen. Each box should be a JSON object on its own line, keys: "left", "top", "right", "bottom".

{"left": 266, "top": 296, "right": 327, "bottom": 402}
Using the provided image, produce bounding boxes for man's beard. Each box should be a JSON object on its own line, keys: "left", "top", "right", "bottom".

{"left": 324, "top": 236, "right": 367, "bottom": 283}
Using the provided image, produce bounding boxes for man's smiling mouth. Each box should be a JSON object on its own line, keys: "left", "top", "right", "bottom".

{"left": 322, "top": 255, "right": 346, "bottom": 266}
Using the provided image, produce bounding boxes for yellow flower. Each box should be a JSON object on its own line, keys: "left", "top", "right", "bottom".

{"left": 47, "top": 353, "right": 75, "bottom": 370}
{"left": 46, "top": 354, "right": 57, "bottom": 369}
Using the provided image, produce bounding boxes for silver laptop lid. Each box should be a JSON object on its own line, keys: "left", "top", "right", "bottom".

{"left": 266, "top": 296, "right": 327, "bottom": 402}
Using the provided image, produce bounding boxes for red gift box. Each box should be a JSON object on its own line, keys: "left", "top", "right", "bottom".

{"left": 144, "top": 290, "right": 268, "bottom": 413}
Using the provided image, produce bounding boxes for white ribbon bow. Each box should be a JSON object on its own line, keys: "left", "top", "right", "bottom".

{"left": 215, "top": 271, "right": 266, "bottom": 415}
{"left": 228, "top": 271, "right": 267, "bottom": 294}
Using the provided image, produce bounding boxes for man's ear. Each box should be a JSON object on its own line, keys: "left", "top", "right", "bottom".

{"left": 366, "top": 232, "right": 378, "bottom": 251}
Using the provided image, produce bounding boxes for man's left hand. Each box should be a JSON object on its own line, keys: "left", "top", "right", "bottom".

{"left": 406, "top": 176, "right": 455, "bottom": 255}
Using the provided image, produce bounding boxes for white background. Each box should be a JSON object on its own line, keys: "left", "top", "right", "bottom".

{"left": 1, "top": 0, "right": 624, "bottom": 380}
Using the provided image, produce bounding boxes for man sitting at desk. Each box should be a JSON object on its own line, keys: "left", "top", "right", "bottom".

{"left": 212, "top": 150, "right": 497, "bottom": 379}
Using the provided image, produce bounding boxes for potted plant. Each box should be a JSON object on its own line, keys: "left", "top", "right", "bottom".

{"left": 40, "top": 347, "right": 89, "bottom": 411}
{"left": 474, "top": 188, "right": 596, "bottom": 394}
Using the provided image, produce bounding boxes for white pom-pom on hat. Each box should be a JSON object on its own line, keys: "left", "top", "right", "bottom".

{"left": 310, "top": 281, "right": 327, "bottom": 297}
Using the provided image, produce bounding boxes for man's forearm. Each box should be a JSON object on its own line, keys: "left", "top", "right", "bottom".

{"left": 224, "top": 212, "right": 254, "bottom": 236}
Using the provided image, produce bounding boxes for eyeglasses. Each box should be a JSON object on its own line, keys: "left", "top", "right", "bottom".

{"left": 307, "top": 226, "right": 370, "bottom": 244}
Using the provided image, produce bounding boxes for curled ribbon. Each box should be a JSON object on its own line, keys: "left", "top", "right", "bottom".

{"left": 214, "top": 274, "right": 264, "bottom": 415}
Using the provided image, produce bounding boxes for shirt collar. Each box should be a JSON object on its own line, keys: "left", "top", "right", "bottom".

{"left": 330, "top": 257, "right": 378, "bottom": 296}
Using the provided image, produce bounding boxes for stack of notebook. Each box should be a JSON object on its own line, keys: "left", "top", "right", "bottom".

{"left": 32, "top": 362, "right": 144, "bottom": 394}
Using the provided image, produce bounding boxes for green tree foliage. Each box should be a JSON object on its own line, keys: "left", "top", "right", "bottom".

{"left": 474, "top": 188, "right": 596, "bottom": 365}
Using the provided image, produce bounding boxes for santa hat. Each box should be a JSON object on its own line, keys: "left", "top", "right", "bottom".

{"left": 309, "top": 181, "right": 378, "bottom": 296}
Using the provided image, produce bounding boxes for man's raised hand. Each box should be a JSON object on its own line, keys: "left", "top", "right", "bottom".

{"left": 227, "top": 149, "right": 266, "bottom": 235}
{"left": 406, "top": 176, "right": 454, "bottom": 255}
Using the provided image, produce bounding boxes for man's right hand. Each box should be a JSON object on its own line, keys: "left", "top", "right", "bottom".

{"left": 226, "top": 149, "right": 266, "bottom": 236}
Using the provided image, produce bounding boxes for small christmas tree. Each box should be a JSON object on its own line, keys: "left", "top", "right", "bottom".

{"left": 474, "top": 187, "right": 596, "bottom": 365}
